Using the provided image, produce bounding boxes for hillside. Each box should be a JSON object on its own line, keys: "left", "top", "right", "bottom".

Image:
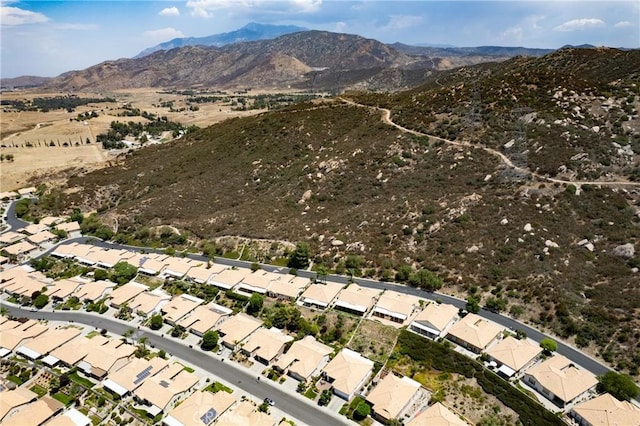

{"left": 43, "top": 48, "right": 640, "bottom": 375}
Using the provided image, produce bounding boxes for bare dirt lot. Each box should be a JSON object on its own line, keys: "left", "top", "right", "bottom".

{"left": 0, "top": 87, "right": 287, "bottom": 191}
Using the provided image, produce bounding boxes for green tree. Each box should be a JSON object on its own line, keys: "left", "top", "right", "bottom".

{"left": 597, "top": 371, "right": 640, "bottom": 401}
{"left": 540, "top": 338, "right": 557, "bottom": 353}
{"left": 408, "top": 269, "right": 443, "bottom": 291}
{"left": 353, "top": 401, "right": 371, "bottom": 420}
{"left": 395, "top": 264, "right": 412, "bottom": 282}
{"left": 14, "top": 198, "right": 31, "bottom": 218}
{"left": 201, "top": 330, "right": 219, "bottom": 351}
{"left": 485, "top": 296, "right": 507, "bottom": 312}
{"left": 149, "top": 314, "right": 163, "bottom": 330}
{"left": 93, "top": 268, "right": 109, "bottom": 281}
{"left": 247, "top": 293, "right": 264, "bottom": 316}
{"left": 465, "top": 295, "right": 480, "bottom": 314}
{"left": 111, "top": 262, "right": 137, "bottom": 284}
{"left": 33, "top": 294, "right": 49, "bottom": 309}
{"left": 250, "top": 262, "right": 260, "bottom": 272}
{"left": 287, "top": 242, "right": 311, "bottom": 269}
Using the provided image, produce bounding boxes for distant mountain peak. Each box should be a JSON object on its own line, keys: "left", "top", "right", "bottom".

{"left": 134, "top": 22, "right": 307, "bottom": 58}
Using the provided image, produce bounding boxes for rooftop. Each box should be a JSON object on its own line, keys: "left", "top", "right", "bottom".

{"left": 108, "top": 282, "right": 148, "bottom": 307}
{"left": 525, "top": 355, "right": 598, "bottom": 403}
{"left": 177, "top": 303, "right": 232, "bottom": 335}
{"left": 0, "top": 387, "right": 38, "bottom": 422}
{"left": 128, "top": 291, "right": 171, "bottom": 315}
{"left": 299, "top": 282, "right": 344, "bottom": 306}
{"left": 412, "top": 302, "right": 459, "bottom": 332}
{"left": 3, "top": 240, "right": 37, "bottom": 256}
{"left": 46, "top": 279, "right": 82, "bottom": 299}
{"left": 216, "top": 313, "right": 263, "bottom": 347}
{"left": 73, "top": 280, "right": 115, "bottom": 301}
{"left": 22, "top": 223, "right": 49, "bottom": 235}
{"left": 27, "top": 230, "right": 57, "bottom": 245}
{"left": 0, "top": 319, "right": 48, "bottom": 350}
{"left": 267, "top": 275, "right": 309, "bottom": 299}
{"left": 184, "top": 263, "right": 226, "bottom": 283}
{"left": 446, "top": 313, "right": 503, "bottom": 351}
{"left": 406, "top": 402, "right": 469, "bottom": 426}
{"left": 161, "top": 257, "right": 201, "bottom": 278}
{"left": 17, "top": 327, "right": 82, "bottom": 358}
{"left": 134, "top": 363, "right": 199, "bottom": 412}
{"left": 56, "top": 221, "right": 81, "bottom": 233}
{"left": 486, "top": 336, "right": 542, "bottom": 372}
{"left": 2, "top": 396, "right": 63, "bottom": 426}
{"left": 0, "top": 231, "right": 26, "bottom": 245}
{"left": 366, "top": 374, "right": 421, "bottom": 421}
{"left": 210, "top": 268, "right": 250, "bottom": 290}
{"left": 571, "top": 393, "right": 640, "bottom": 426}
{"left": 334, "top": 284, "right": 381, "bottom": 313}
{"left": 323, "top": 348, "right": 374, "bottom": 398}
{"left": 104, "top": 357, "right": 169, "bottom": 395}
{"left": 164, "top": 389, "right": 236, "bottom": 426}
{"left": 162, "top": 294, "right": 203, "bottom": 323}
{"left": 371, "top": 291, "right": 421, "bottom": 323}
{"left": 242, "top": 327, "right": 294, "bottom": 362}
{"left": 214, "top": 400, "right": 275, "bottom": 426}
{"left": 274, "top": 335, "right": 333, "bottom": 381}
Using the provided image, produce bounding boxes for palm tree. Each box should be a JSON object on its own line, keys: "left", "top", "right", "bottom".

{"left": 123, "top": 328, "right": 134, "bottom": 344}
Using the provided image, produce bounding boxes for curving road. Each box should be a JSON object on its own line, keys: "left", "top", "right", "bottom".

{"left": 0, "top": 304, "right": 350, "bottom": 426}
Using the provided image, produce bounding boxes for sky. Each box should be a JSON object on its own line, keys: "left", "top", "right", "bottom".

{"left": 1, "top": 0, "right": 639, "bottom": 78}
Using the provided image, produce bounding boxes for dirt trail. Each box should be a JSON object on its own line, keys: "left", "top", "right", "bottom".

{"left": 341, "top": 98, "right": 640, "bottom": 188}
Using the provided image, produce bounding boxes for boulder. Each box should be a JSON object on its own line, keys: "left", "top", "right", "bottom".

{"left": 611, "top": 243, "right": 635, "bottom": 259}
{"left": 524, "top": 223, "right": 533, "bottom": 232}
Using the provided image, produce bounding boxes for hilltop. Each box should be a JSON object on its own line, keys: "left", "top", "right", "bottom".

{"left": 36, "top": 48, "right": 640, "bottom": 375}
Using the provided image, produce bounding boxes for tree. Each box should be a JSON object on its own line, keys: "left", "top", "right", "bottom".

{"left": 123, "top": 328, "right": 134, "bottom": 344}
{"left": 485, "top": 296, "right": 507, "bottom": 312}
{"left": 598, "top": 371, "right": 639, "bottom": 401}
{"left": 33, "top": 294, "right": 49, "bottom": 309}
{"left": 408, "top": 269, "right": 443, "bottom": 291}
{"left": 111, "top": 262, "right": 137, "bottom": 285}
{"left": 250, "top": 262, "right": 260, "bottom": 272}
{"left": 465, "top": 295, "right": 480, "bottom": 314}
{"left": 395, "top": 265, "right": 412, "bottom": 282}
{"left": 353, "top": 401, "right": 371, "bottom": 420}
{"left": 93, "top": 269, "right": 109, "bottom": 281}
{"left": 158, "top": 349, "right": 166, "bottom": 359}
{"left": 287, "top": 242, "right": 310, "bottom": 269}
{"left": 318, "top": 389, "right": 332, "bottom": 406}
{"left": 201, "top": 330, "right": 219, "bottom": 351}
{"left": 247, "top": 293, "right": 263, "bottom": 316}
{"left": 149, "top": 314, "right": 163, "bottom": 330}
{"left": 540, "top": 338, "right": 557, "bottom": 353}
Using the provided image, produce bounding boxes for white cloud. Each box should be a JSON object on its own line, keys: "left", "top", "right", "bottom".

{"left": 186, "top": 0, "right": 321, "bottom": 18}
{"left": 159, "top": 6, "right": 180, "bottom": 17}
{"left": 614, "top": 21, "right": 631, "bottom": 28}
{"left": 54, "top": 23, "right": 99, "bottom": 30}
{"left": 554, "top": 18, "right": 605, "bottom": 32}
{"left": 143, "top": 27, "right": 185, "bottom": 43}
{"left": 499, "top": 15, "right": 545, "bottom": 43}
{"left": 381, "top": 15, "right": 422, "bottom": 31}
{"left": 1, "top": 5, "right": 49, "bottom": 25}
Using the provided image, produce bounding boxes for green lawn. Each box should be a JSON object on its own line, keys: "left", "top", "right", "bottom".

{"left": 203, "top": 381, "right": 233, "bottom": 394}
{"left": 6, "top": 375, "right": 23, "bottom": 385}
{"left": 69, "top": 371, "right": 95, "bottom": 388}
{"left": 29, "top": 384, "right": 48, "bottom": 397}
{"left": 52, "top": 392, "right": 73, "bottom": 406}
{"left": 304, "top": 388, "right": 318, "bottom": 400}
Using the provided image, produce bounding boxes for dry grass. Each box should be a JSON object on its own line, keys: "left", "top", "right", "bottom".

{"left": 347, "top": 319, "right": 399, "bottom": 364}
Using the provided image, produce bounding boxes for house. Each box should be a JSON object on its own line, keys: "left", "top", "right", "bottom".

{"left": 159, "top": 257, "right": 201, "bottom": 279}
{"left": 0, "top": 268, "right": 47, "bottom": 299}
{"left": 370, "top": 291, "right": 421, "bottom": 326}
{"left": 333, "top": 284, "right": 381, "bottom": 316}
{"left": 127, "top": 291, "right": 171, "bottom": 317}
{"left": 85, "top": 248, "right": 131, "bottom": 269}
{"left": 161, "top": 294, "right": 203, "bottom": 325}
{"left": 27, "top": 230, "right": 57, "bottom": 247}
{"left": 0, "top": 388, "right": 38, "bottom": 422}
{"left": 177, "top": 303, "right": 232, "bottom": 337}
{"left": 39, "top": 216, "right": 64, "bottom": 227}
{"left": 126, "top": 253, "right": 168, "bottom": 276}
{"left": 46, "top": 279, "right": 82, "bottom": 301}
{"left": 240, "top": 327, "right": 293, "bottom": 365}
{"left": 0, "top": 191, "right": 18, "bottom": 201}
{"left": 267, "top": 275, "right": 309, "bottom": 300}
{"left": 214, "top": 400, "right": 275, "bottom": 426}
{"left": 0, "top": 319, "right": 48, "bottom": 356}
{"left": 570, "top": 393, "right": 640, "bottom": 426}
{"left": 209, "top": 268, "right": 249, "bottom": 290}
{"left": 523, "top": 355, "right": 598, "bottom": 408}
{"left": 103, "top": 357, "right": 169, "bottom": 397}
{"left": 366, "top": 373, "right": 422, "bottom": 423}
{"left": 44, "top": 336, "right": 93, "bottom": 368}
{"left": 75, "top": 337, "right": 136, "bottom": 379}
{"left": 56, "top": 221, "right": 81, "bottom": 237}
{"left": 298, "top": 282, "right": 344, "bottom": 310}
{"left": 17, "top": 187, "right": 37, "bottom": 197}
{"left": 3, "top": 240, "right": 37, "bottom": 260}
{"left": 406, "top": 402, "right": 469, "bottom": 426}
{"left": 108, "top": 282, "right": 148, "bottom": 308}
{"left": 163, "top": 388, "right": 236, "bottom": 426}
{"left": 133, "top": 363, "right": 199, "bottom": 416}
{"left": 73, "top": 280, "right": 115, "bottom": 302}
{"left": 410, "top": 302, "right": 459, "bottom": 339}
{"left": 446, "top": 313, "right": 503, "bottom": 353}
{"left": 2, "top": 396, "right": 63, "bottom": 426}
{"left": 486, "top": 336, "right": 542, "bottom": 378}
{"left": 184, "top": 263, "right": 226, "bottom": 284}
{"left": 322, "top": 348, "right": 374, "bottom": 401}
{"left": 235, "top": 270, "right": 281, "bottom": 295}
{"left": 16, "top": 327, "right": 82, "bottom": 360}
{"left": 46, "top": 408, "right": 92, "bottom": 426}
{"left": 0, "top": 231, "right": 26, "bottom": 246}
{"left": 274, "top": 335, "right": 333, "bottom": 382}
{"left": 0, "top": 255, "right": 8, "bottom": 269}
{"left": 22, "top": 223, "right": 49, "bottom": 235}
{"left": 215, "top": 313, "right": 263, "bottom": 350}
{"left": 50, "top": 242, "right": 93, "bottom": 260}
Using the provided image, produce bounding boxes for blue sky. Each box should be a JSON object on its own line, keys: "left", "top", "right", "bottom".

{"left": 1, "top": 0, "right": 638, "bottom": 78}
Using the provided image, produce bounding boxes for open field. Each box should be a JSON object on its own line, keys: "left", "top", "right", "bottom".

{"left": 0, "top": 87, "right": 305, "bottom": 191}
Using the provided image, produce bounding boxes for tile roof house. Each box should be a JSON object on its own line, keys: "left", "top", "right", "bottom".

{"left": 410, "top": 302, "right": 459, "bottom": 339}
{"left": 46, "top": 279, "right": 82, "bottom": 301}
{"left": 163, "top": 389, "right": 236, "bottom": 426}
{"left": 161, "top": 294, "right": 203, "bottom": 325}
{"left": 45, "top": 335, "right": 94, "bottom": 368}
{"left": 446, "top": 313, "right": 503, "bottom": 353}
{"left": 0, "top": 319, "right": 48, "bottom": 354}
{"left": 214, "top": 400, "right": 275, "bottom": 426}
{"left": 486, "top": 336, "right": 542, "bottom": 378}
{"left": 45, "top": 407, "right": 92, "bottom": 426}
{"left": 0, "top": 387, "right": 38, "bottom": 422}
{"left": 209, "top": 268, "right": 250, "bottom": 290}
{"left": 406, "top": 402, "right": 469, "bottom": 426}
{"left": 159, "top": 257, "right": 201, "bottom": 279}
{"left": 298, "top": 282, "right": 344, "bottom": 310}
{"left": 0, "top": 231, "right": 27, "bottom": 246}
{"left": 15, "top": 327, "right": 82, "bottom": 360}
{"left": 75, "top": 337, "right": 136, "bottom": 379}
{"left": 215, "top": 313, "right": 263, "bottom": 350}
{"left": 322, "top": 348, "right": 374, "bottom": 401}
{"left": 56, "top": 221, "right": 81, "bottom": 236}
{"left": 22, "top": 223, "right": 49, "bottom": 235}
{"left": 366, "top": 373, "right": 422, "bottom": 423}
{"left": 184, "top": 263, "right": 226, "bottom": 284}
{"left": 127, "top": 291, "right": 171, "bottom": 317}
{"left": 235, "top": 270, "right": 281, "bottom": 295}
{"left": 3, "top": 240, "right": 38, "bottom": 260}
{"left": 523, "top": 355, "right": 598, "bottom": 408}
{"left": 103, "top": 357, "right": 169, "bottom": 397}
{"left": 333, "top": 284, "right": 381, "bottom": 316}
{"left": 274, "top": 335, "right": 333, "bottom": 382}
{"left": 133, "top": 363, "right": 199, "bottom": 416}
{"left": 267, "top": 275, "right": 309, "bottom": 300}
{"left": 370, "top": 291, "right": 421, "bottom": 326}
{"left": 51, "top": 242, "right": 93, "bottom": 260}
{"left": 27, "top": 230, "right": 57, "bottom": 247}
{"left": 39, "top": 216, "right": 64, "bottom": 227}
{"left": 2, "top": 396, "right": 64, "bottom": 426}
{"left": 240, "top": 327, "right": 293, "bottom": 365}
{"left": 73, "top": 280, "right": 115, "bottom": 302}
{"left": 177, "top": 303, "right": 232, "bottom": 337}
{"left": 125, "top": 253, "right": 169, "bottom": 276}
{"left": 570, "top": 393, "right": 640, "bottom": 426}
{"left": 108, "top": 282, "right": 148, "bottom": 308}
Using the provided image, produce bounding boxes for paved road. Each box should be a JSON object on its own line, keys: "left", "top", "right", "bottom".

{"left": 0, "top": 304, "right": 350, "bottom": 426}
{"left": 4, "top": 199, "right": 29, "bottom": 230}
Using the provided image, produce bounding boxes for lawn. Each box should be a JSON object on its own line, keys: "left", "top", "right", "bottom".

{"left": 304, "top": 388, "right": 318, "bottom": 400}
{"left": 203, "top": 381, "right": 233, "bottom": 394}
{"left": 69, "top": 371, "right": 95, "bottom": 388}
{"left": 29, "top": 384, "right": 48, "bottom": 397}
{"left": 52, "top": 392, "right": 73, "bottom": 406}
